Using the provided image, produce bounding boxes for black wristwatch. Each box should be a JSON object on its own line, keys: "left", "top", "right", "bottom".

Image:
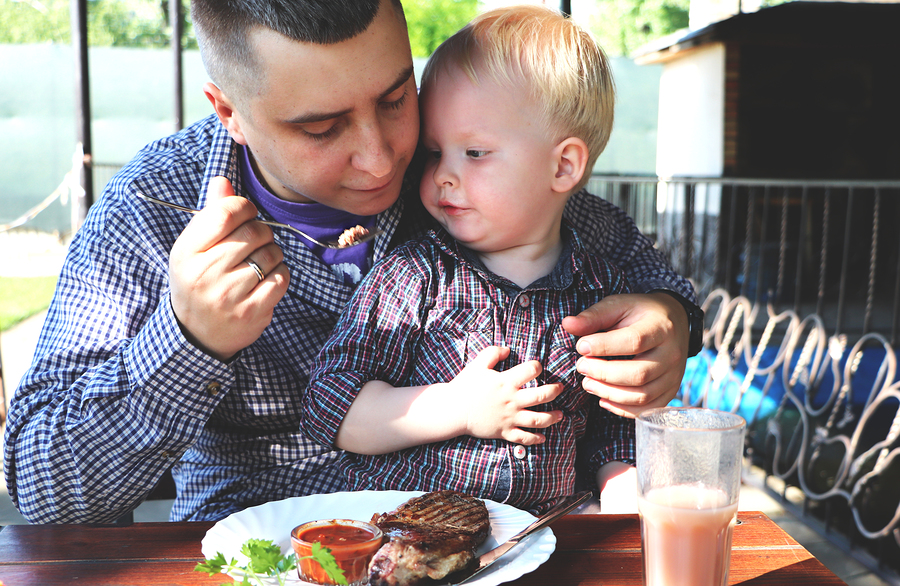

{"left": 649, "top": 289, "right": 704, "bottom": 358}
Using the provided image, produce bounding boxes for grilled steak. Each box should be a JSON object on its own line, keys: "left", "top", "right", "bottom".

{"left": 368, "top": 490, "right": 490, "bottom": 586}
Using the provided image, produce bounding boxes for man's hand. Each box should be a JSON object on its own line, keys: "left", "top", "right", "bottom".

{"left": 562, "top": 292, "right": 690, "bottom": 418}
{"left": 168, "top": 176, "right": 289, "bottom": 361}
{"left": 451, "top": 346, "right": 563, "bottom": 446}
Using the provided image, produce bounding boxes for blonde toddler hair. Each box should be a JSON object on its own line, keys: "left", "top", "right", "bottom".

{"left": 420, "top": 4, "right": 615, "bottom": 190}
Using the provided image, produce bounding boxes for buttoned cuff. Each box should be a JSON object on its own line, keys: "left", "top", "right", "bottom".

{"left": 123, "top": 293, "right": 235, "bottom": 416}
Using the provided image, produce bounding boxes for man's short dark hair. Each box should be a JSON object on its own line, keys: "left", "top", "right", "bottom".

{"left": 192, "top": 0, "right": 405, "bottom": 105}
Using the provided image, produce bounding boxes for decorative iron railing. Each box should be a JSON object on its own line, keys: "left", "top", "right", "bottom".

{"left": 588, "top": 174, "right": 900, "bottom": 584}
{"left": 586, "top": 175, "right": 900, "bottom": 344}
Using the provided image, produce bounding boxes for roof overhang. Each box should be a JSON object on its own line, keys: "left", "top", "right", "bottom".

{"left": 633, "top": 1, "right": 900, "bottom": 65}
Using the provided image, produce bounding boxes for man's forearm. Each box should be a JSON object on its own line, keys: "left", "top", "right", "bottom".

{"left": 6, "top": 372, "right": 206, "bottom": 524}
{"left": 565, "top": 189, "right": 696, "bottom": 302}
{"left": 4, "top": 282, "right": 225, "bottom": 523}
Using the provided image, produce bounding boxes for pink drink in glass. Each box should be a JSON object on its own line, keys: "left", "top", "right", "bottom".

{"left": 636, "top": 407, "right": 746, "bottom": 586}
{"left": 638, "top": 484, "right": 738, "bottom": 586}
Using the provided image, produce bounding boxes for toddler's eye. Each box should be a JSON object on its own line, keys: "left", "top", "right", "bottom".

{"left": 466, "top": 149, "right": 488, "bottom": 158}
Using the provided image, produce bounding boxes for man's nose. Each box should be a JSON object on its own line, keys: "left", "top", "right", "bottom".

{"left": 352, "top": 121, "right": 393, "bottom": 177}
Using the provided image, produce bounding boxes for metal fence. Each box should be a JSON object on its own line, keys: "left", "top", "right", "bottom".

{"left": 587, "top": 174, "right": 900, "bottom": 583}
{"left": 587, "top": 175, "right": 900, "bottom": 344}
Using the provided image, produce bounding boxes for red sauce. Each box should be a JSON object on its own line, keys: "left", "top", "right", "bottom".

{"left": 291, "top": 520, "right": 384, "bottom": 585}
{"left": 299, "top": 524, "right": 375, "bottom": 547}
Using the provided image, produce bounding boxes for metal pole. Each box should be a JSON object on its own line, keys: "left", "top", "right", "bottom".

{"left": 171, "top": 0, "right": 184, "bottom": 131}
{"left": 836, "top": 188, "right": 854, "bottom": 335}
{"left": 0, "top": 341, "right": 6, "bottom": 425}
{"left": 70, "top": 0, "right": 93, "bottom": 227}
{"left": 560, "top": 0, "right": 571, "bottom": 17}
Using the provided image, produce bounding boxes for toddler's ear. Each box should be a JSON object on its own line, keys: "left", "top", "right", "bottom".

{"left": 551, "top": 137, "right": 589, "bottom": 194}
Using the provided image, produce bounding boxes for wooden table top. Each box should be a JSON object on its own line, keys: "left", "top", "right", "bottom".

{"left": 0, "top": 511, "right": 845, "bottom": 585}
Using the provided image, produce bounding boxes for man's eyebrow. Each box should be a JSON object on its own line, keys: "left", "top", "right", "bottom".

{"left": 287, "top": 107, "right": 352, "bottom": 125}
{"left": 286, "top": 65, "right": 415, "bottom": 126}
{"left": 378, "top": 65, "right": 415, "bottom": 101}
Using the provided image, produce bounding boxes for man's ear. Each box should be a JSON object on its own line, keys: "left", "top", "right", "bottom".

{"left": 551, "top": 137, "right": 589, "bottom": 194}
{"left": 203, "top": 82, "right": 249, "bottom": 146}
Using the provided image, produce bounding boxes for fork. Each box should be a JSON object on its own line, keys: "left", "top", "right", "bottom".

{"left": 136, "top": 192, "right": 382, "bottom": 249}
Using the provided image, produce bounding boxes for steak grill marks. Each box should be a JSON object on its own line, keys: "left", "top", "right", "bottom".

{"left": 368, "top": 491, "right": 491, "bottom": 586}
{"left": 373, "top": 490, "right": 490, "bottom": 536}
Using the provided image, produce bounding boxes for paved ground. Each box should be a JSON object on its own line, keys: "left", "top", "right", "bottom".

{"left": 0, "top": 230, "right": 893, "bottom": 585}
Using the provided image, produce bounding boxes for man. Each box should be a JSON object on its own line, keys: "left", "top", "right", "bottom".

{"left": 4, "top": 0, "right": 698, "bottom": 523}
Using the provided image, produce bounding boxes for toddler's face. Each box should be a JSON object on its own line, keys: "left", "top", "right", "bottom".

{"left": 418, "top": 66, "right": 565, "bottom": 253}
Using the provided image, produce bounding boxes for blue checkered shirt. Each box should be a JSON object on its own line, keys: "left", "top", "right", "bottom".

{"left": 4, "top": 114, "right": 693, "bottom": 523}
{"left": 304, "top": 228, "right": 635, "bottom": 514}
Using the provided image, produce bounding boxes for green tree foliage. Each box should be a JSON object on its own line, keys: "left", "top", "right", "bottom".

{"left": 88, "top": 0, "right": 169, "bottom": 47}
{"left": 0, "top": 0, "right": 479, "bottom": 56}
{"left": 2, "top": 0, "right": 769, "bottom": 58}
{"left": 0, "top": 0, "right": 195, "bottom": 48}
{"left": 0, "top": 0, "right": 472, "bottom": 54}
{"left": 2, "top": 0, "right": 71, "bottom": 43}
{"left": 588, "top": 0, "right": 691, "bottom": 57}
{"left": 403, "top": 0, "right": 478, "bottom": 58}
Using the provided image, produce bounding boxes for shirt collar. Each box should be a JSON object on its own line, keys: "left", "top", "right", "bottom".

{"left": 428, "top": 222, "right": 589, "bottom": 291}
{"left": 197, "top": 118, "right": 244, "bottom": 209}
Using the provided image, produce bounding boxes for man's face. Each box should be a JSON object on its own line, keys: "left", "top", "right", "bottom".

{"left": 225, "top": 1, "right": 419, "bottom": 216}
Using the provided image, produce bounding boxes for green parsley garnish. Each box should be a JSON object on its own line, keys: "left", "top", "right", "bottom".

{"left": 195, "top": 537, "right": 345, "bottom": 585}
{"left": 297, "top": 542, "right": 348, "bottom": 585}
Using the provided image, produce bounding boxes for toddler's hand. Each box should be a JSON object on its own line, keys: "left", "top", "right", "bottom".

{"left": 451, "top": 346, "right": 564, "bottom": 445}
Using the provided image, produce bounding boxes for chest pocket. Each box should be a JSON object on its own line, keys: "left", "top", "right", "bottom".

{"left": 410, "top": 308, "right": 495, "bottom": 386}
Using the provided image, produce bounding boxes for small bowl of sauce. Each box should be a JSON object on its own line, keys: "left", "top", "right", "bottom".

{"left": 291, "top": 519, "right": 384, "bottom": 585}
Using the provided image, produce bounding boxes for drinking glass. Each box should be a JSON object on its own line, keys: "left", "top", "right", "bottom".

{"left": 636, "top": 406, "right": 747, "bottom": 586}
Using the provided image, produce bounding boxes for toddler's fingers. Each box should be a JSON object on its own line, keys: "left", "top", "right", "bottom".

{"left": 503, "top": 429, "right": 546, "bottom": 446}
{"left": 503, "top": 359, "right": 543, "bottom": 387}
{"left": 514, "top": 408, "right": 562, "bottom": 430}
{"left": 517, "top": 383, "right": 564, "bottom": 408}
{"left": 467, "top": 346, "right": 512, "bottom": 371}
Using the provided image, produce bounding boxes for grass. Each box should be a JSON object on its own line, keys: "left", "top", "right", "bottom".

{"left": 0, "top": 276, "right": 57, "bottom": 332}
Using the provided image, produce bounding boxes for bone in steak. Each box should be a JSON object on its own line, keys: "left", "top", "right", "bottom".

{"left": 368, "top": 490, "right": 490, "bottom": 586}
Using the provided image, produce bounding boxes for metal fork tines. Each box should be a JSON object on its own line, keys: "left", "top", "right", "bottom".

{"left": 135, "top": 192, "right": 382, "bottom": 249}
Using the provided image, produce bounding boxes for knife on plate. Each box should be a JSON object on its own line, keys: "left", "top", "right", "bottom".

{"left": 452, "top": 490, "right": 594, "bottom": 585}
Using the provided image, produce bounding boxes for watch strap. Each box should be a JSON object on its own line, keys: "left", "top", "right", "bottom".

{"left": 648, "top": 289, "right": 705, "bottom": 358}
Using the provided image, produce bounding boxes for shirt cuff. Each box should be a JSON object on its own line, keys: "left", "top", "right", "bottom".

{"left": 123, "top": 293, "right": 235, "bottom": 416}
{"left": 634, "top": 279, "right": 698, "bottom": 303}
{"left": 303, "top": 372, "right": 369, "bottom": 448}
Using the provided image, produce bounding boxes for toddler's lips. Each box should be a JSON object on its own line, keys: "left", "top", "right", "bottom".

{"left": 439, "top": 202, "right": 467, "bottom": 215}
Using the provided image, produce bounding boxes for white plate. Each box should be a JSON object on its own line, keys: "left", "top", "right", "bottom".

{"left": 201, "top": 490, "right": 556, "bottom": 585}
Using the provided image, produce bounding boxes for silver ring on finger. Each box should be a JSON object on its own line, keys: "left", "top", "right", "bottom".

{"left": 246, "top": 259, "right": 266, "bottom": 282}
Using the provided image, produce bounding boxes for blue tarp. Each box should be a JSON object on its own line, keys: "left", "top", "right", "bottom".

{"left": 676, "top": 344, "right": 899, "bottom": 423}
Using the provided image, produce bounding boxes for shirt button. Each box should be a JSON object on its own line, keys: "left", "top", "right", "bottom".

{"left": 513, "top": 445, "right": 527, "bottom": 460}
{"left": 206, "top": 381, "right": 222, "bottom": 396}
{"left": 518, "top": 294, "right": 531, "bottom": 308}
